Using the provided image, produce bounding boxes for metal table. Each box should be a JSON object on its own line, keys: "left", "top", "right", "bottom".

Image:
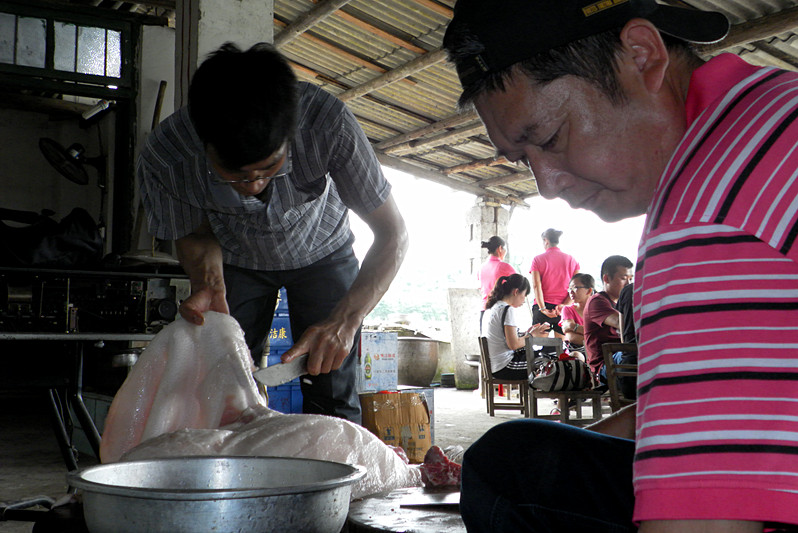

{"left": 347, "top": 487, "right": 465, "bottom": 532}
{"left": 0, "top": 332, "right": 154, "bottom": 471}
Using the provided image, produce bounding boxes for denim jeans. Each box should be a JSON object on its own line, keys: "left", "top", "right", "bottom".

{"left": 224, "top": 242, "right": 362, "bottom": 424}
{"left": 461, "top": 419, "right": 636, "bottom": 532}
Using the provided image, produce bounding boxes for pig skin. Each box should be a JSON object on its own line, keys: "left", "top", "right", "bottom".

{"left": 99, "top": 312, "right": 421, "bottom": 499}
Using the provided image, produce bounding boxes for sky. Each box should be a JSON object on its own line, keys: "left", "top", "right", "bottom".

{"left": 349, "top": 166, "right": 646, "bottom": 328}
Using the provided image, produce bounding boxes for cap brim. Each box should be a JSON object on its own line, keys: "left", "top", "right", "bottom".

{"left": 647, "top": 5, "right": 730, "bottom": 44}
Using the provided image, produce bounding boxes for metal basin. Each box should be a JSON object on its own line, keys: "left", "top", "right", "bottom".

{"left": 67, "top": 456, "right": 366, "bottom": 533}
{"left": 397, "top": 337, "right": 439, "bottom": 387}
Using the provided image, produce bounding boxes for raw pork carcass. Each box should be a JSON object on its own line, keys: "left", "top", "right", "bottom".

{"left": 419, "top": 445, "right": 462, "bottom": 487}
{"left": 100, "top": 312, "right": 421, "bottom": 498}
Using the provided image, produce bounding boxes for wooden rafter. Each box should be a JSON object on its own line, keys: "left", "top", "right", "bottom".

{"left": 697, "top": 5, "right": 798, "bottom": 56}
{"left": 478, "top": 171, "right": 534, "bottom": 188}
{"left": 443, "top": 156, "right": 513, "bottom": 175}
{"left": 383, "top": 121, "right": 485, "bottom": 155}
{"left": 753, "top": 41, "right": 798, "bottom": 70}
{"left": 274, "top": 0, "right": 354, "bottom": 48}
{"left": 376, "top": 152, "right": 527, "bottom": 205}
{"left": 287, "top": 60, "right": 435, "bottom": 127}
{"left": 374, "top": 110, "right": 478, "bottom": 150}
{"left": 337, "top": 48, "right": 448, "bottom": 101}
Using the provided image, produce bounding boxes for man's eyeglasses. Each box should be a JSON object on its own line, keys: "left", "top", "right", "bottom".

{"left": 213, "top": 171, "right": 287, "bottom": 185}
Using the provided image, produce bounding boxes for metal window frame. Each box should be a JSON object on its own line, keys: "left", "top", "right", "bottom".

{"left": 0, "top": 1, "right": 134, "bottom": 99}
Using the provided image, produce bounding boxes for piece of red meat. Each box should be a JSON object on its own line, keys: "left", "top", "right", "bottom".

{"left": 419, "top": 445, "right": 462, "bottom": 487}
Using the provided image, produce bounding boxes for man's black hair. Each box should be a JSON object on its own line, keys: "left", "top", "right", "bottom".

{"left": 444, "top": 21, "right": 698, "bottom": 108}
{"left": 188, "top": 42, "right": 298, "bottom": 169}
{"left": 601, "top": 255, "right": 633, "bottom": 280}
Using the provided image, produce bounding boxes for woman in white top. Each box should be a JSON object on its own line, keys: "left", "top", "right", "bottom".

{"left": 483, "top": 274, "right": 549, "bottom": 380}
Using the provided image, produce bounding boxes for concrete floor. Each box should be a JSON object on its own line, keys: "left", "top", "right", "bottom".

{"left": 0, "top": 386, "right": 558, "bottom": 532}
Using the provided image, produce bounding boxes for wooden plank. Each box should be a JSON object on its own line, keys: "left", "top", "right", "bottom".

{"left": 337, "top": 48, "right": 447, "bottom": 101}
{"left": 274, "top": 0, "right": 354, "bottom": 48}
{"left": 287, "top": 60, "right": 435, "bottom": 126}
{"left": 383, "top": 121, "right": 485, "bottom": 155}
{"left": 374, "top": 110, "right": 479, "bottom": 150}
{"left": 697, "top": 6, "right": 798, "bottom": 56}
{"left": 443, "top": 156, "right": 511, "bottom": 174}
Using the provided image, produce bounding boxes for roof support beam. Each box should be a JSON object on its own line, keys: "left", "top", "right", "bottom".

{"left": 478, "top": 171, "right": 534, "bottom": 187}
{"left": 274, "top": 0, "right": 354, "bottom": 48}
{"left": 754, "top": 41, "right": 798, "bottom": 70}
{"left": 376, "top": 152, "right": 527, "bottom": 206}
{"left": 374, "top": 110, "right": 479, "bottom": 150}
{"left": 697, "top": 6, "right": 798, "bottom": 55}
{"left": 383, "top": 121, "right": 485, "bottom": 155}
{"left": 288, "top": 60, "right": 435, "bottom": 126}
{"left": 443, "top": 156, "right": 513, "bottom": 175}
{"left": 337, "top": 48, "right": 447, "bottom": 101}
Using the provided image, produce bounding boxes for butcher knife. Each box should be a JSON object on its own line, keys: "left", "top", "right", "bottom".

{"left": 253, "top": 353, "right": 309, "bottom": 387}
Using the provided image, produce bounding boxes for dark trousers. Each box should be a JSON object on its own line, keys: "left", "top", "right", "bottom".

{"left": 461, "top": 419, "right": 636, "bottom": 532}
{"left": 224, "top": 244, "right": 362, "bottom": 424}
{"left": 532, "top": 302, "right": 564, "bottom": 335}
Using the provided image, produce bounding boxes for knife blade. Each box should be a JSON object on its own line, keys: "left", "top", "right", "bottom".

{"left": 253, "top": 353, "right": 309, "bottom": 387}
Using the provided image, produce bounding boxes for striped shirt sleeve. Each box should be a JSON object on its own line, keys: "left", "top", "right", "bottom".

{"left": 634, "top": 56, "right": 798, "bottom": 525}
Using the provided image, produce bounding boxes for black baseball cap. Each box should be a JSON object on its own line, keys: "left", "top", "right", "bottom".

{"left": 444, "top": 0, "right": 730, "bottom": 88}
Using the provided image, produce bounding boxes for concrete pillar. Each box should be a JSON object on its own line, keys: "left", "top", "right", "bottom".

{"left": 466, "top": 197, "right": 511, "bottom": 278}
{"left": 175, "top": 0, "right": 275, "bottom": 108}
{"left": 448, "top": 288, "right": 482, "bottom": 389}
{"left": 449, "top": 197, "right": 513, "bottom": 389}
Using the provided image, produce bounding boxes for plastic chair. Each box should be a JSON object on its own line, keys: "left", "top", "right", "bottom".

{"left": 601, "top": 343, "right": 638, "bottom": 412}
{"left": 478, "top": 337, "right": 530, "bottom": 417}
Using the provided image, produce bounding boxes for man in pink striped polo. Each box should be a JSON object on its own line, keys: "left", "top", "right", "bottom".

{"left": 445, "top": 1, "right": 798, "bottom": 532}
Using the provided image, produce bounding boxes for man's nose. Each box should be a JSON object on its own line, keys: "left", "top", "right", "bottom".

{"left": 525, "top": 151, "right": 567, "bottom": 199}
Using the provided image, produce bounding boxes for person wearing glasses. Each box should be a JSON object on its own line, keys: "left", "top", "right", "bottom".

{"left": 558, "top": 272, "right": 595, "bottom": 358}
{"left": 138, "top": 42, "right": 408, "bottom": 424}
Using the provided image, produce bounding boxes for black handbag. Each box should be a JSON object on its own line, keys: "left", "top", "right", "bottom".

{"left": 0, "top": 207, "right": 103, "bottom": 268}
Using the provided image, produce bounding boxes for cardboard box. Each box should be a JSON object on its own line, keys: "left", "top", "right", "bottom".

{"left": 358, "top": 331, "right": 398, "bottom": 393}
{"left": 359, "top": 391, "right": 431, "bottom": 463}
{"left": 399, "top": 386, "right": 435, "bottom": 445}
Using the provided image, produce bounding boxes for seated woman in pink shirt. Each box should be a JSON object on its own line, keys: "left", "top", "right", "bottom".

{"left": 559, "top": 273, "right": 595, "bottom": 360}
{"left": 478, "top": 236, "right": 516, "bottom": 322}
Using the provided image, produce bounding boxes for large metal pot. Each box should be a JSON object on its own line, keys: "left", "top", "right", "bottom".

{"left": 67, "top": 456, "right": 366, "bottom": 533}
{"left": 397, "top": 337, "right": 439, "bottom": 387}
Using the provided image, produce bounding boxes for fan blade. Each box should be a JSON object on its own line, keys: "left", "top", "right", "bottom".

{"left": 39, "top": 137, "right": 89, "bottom": 185}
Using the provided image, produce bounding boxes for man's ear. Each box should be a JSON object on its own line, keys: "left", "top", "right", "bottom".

{"left": 620, "top": 18, "right": 670, "bottom": 94}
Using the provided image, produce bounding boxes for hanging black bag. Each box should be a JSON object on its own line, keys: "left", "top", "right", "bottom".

{"left": 0, "top": 207, "right": 103, "bottom": 268}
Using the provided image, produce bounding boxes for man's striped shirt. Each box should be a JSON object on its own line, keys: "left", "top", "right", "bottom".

{"left": 137, "top": 82, "right": 390, "bottom": 270}
{"left": 634, "top": 54, "right": 798, "bottom": 525}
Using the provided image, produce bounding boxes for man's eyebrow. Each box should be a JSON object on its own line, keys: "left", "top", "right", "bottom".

{"left": 495, "top": 124, "right": 540, "bottom": 159}
{"left": 515, "top": 124, "right": 539, "bottom": 144}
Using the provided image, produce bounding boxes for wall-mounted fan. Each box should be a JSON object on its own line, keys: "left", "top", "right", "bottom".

{"left": 39, "top": 137, "right": 107, "bottom": 236}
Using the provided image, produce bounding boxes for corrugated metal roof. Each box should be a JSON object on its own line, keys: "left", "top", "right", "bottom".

{"left": 268, "top": 0, "right": 798, "bottom": 206}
